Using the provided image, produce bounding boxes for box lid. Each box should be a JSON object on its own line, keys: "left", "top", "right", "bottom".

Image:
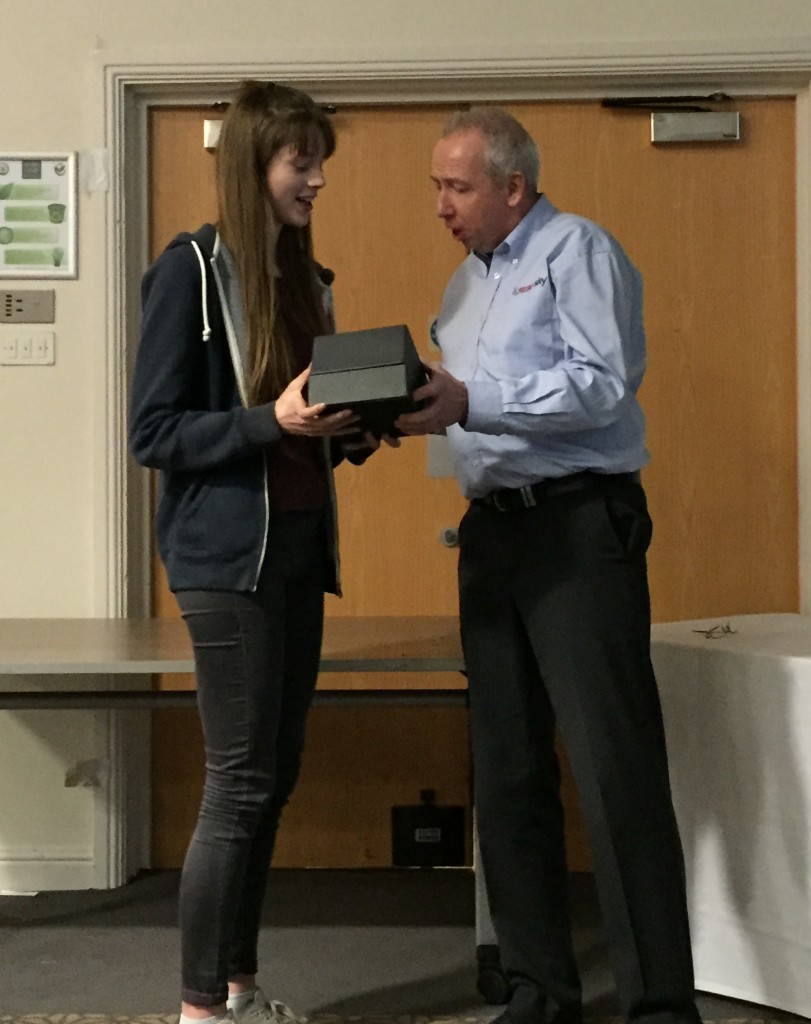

{"left": 312, "top": 324, "right": 416, "bottom": 374}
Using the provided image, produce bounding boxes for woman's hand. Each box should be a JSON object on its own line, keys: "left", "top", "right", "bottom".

{"left": 343, "top": 431, "right": 402, "bottom": 454}
{"left": 340, "top": 429, "right": 402, "bottom": 464}
{"left": 275, "top": 366, "right": 361, "bottom": 437}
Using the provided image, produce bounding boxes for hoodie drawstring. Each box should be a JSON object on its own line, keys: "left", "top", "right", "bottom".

{"left": 190, "top": 240, "right": 212, "bottom": 342}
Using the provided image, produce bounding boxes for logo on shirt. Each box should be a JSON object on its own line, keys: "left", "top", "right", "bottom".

{"left": 512, "top": 276, "right": 547, "bottom": 296}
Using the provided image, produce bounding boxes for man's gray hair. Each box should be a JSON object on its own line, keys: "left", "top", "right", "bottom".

{"left": 442, "top": 107, "right": 540, "bottom": 190}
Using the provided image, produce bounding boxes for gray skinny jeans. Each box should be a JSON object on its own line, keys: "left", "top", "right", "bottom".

{"left": 175, "top": 509, "right": 327, "bottom": 1007}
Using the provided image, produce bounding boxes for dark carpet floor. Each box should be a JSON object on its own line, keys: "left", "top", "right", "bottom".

{"left": 0, "top": 870, "right": 804, "bottom": 1023}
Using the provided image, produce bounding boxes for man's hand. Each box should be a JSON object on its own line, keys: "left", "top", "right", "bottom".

{"left": 395, "top": 361, "right": 468, "bottom": 436}
{"left": 275, "top": 366, "right": 360, "bottom": 437}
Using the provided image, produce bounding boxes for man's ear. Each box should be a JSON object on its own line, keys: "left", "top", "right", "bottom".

{"left": 506, "top": 171, "right": 527, "bottom": 207}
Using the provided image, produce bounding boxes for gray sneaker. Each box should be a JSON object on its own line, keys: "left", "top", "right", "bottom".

{"left": 231, "top": 988, "right": 307, "bottom": 1024}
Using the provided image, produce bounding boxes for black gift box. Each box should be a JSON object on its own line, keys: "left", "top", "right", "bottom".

{"left": 309, "top": 324, "right": 426, "bottom": 436}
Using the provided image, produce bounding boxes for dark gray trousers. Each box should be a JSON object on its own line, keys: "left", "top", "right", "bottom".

{"left": 459, "top": 477, "right": 700, "bottom": 1024}
{"left": 175, "top": 509, "right": 327, "bottom": 1007}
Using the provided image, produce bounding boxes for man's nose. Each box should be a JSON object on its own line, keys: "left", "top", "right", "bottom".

{"left": 310, "top": 165, "right": 326, "bottom": 188}
{"left": 437, "top": 191, "right": 452, "bottom": 218}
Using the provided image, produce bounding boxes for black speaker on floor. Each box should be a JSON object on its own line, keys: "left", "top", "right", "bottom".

{"left": 391, "top": 788, "right": 466, "bottom": 867}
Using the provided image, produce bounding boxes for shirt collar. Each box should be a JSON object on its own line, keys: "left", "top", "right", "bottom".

{"left": 492, "top": 193, "right": 557, "bottom": 264}
{"left": 470, "top": 195, "right": 558, "bottom": 274}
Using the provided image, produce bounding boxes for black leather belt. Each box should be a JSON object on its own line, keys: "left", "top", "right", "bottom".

{"left": 473, "top": 470, "right": 641, "bottom": 512}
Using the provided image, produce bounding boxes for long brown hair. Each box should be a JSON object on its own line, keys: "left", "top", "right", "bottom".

{"left": 216, "top": 80, "right": 336, "bottom": 405}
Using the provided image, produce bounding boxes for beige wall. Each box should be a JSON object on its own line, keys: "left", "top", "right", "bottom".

{"left": 1, "top": 0, "right": 810, "bottom": 888}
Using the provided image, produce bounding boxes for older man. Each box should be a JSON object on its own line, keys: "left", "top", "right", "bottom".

{"left": 396, "top": 108, "right": 701, "bottom": 1024}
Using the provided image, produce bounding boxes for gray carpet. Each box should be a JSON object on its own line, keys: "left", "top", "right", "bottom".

{"left": 0, "top": 1018, "right": 498, "bottom": 1024}
{"left": 0, "top": 870, "right": 801, "bottom": 1022}
{"left": 2, "top": 1017, "right": 809, "bottom": 1024}
{"left": 6, "top": 1017, "right": 521, "bottom": 1024}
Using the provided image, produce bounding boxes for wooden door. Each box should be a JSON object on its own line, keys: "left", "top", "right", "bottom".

{"left": 146, "top": 97, "right": 796, "bottom": 871}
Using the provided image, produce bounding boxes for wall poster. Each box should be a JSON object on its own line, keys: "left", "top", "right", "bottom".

{"left": 0, "top": 153, "right": 77, "bottom": 279}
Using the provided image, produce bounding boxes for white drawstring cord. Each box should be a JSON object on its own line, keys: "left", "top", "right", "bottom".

{"left": 190, "top": 240, "right": 212, "bottom": 342}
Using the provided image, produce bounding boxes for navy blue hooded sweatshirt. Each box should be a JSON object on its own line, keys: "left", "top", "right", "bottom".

{"left": 129, "top": 223, "right": 341, "bottom": 594}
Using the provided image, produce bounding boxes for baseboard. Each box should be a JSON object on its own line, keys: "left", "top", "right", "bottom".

{"left": 0, "top": 854, "right": 101, "bottom": 892}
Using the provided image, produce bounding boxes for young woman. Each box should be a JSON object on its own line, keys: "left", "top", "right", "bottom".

{"left": 130, "top": 80, "right": 381, "bottom": 1024}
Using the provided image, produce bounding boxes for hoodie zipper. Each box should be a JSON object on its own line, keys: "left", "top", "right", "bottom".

{"left": 208, "top": 235, "right": 270, "bottom": 592}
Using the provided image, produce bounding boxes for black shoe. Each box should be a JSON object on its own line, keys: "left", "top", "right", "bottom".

{"left": 490, "top": 1012, "right": 540, "bottom": 1024}
{"left": 547, "top": 1003, "right": 583, "bottom": 1024}
{"left": 490, "top": 999, "right": 582, "bottom": 1024}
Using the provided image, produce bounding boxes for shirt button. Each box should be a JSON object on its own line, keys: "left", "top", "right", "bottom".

{"left": 493, "top": 272, "right": 501, "bottom": 280}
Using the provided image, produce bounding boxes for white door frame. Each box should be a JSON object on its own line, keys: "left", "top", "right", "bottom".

{"left": 93, "top": 50, "right": 811, "bottom": 884}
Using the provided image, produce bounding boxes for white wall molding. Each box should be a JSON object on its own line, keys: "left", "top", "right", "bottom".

{"left": 88, "top": 707, "right": 150, "bottom": 888}
{"left": 98, "top": 66, "right": 151, "bottom": 623}
{"left": 98, "top": 51, "right": 811, "bottom": 105}
{"left": 0, "top": 851, "right": 99, "bottom": 894}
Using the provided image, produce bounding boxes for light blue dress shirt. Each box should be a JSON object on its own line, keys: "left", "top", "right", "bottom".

{"left": 436, "top": 194, "right": 650, "bottom": 499}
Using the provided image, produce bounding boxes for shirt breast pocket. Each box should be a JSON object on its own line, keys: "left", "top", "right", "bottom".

{"left": 499, "top": 278, "right": 561, "bottom": 369}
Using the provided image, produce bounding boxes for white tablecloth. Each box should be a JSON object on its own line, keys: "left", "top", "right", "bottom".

{"left": 652, "top": 613, "right": 811, "bottom": 1016}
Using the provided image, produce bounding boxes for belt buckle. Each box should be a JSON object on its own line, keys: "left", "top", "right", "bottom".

{"left": 490, "top": 485, "right": 537, "bottom": 511}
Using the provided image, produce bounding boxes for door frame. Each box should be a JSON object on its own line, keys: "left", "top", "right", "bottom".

{"left": 92, "top": 49, "right": 811, "bottom": 883}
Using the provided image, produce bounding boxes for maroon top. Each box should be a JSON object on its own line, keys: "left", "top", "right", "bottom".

{"left": 265, "top": 284, "right": 328, "bottom": 511}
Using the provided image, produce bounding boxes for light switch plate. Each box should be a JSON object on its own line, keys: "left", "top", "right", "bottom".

{"left": 0, "top": 329, "right": 55, "bottom": 364}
